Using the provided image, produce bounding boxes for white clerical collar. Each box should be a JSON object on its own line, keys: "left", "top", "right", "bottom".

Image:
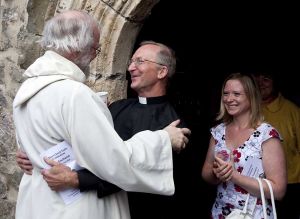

{"left": 138, "top": 96, "right": 147, "bottom": 104}
{"left": 138, "top": 96, "right": 167, "bottom": 105}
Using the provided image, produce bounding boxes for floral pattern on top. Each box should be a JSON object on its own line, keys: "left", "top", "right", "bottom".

{"left": 210, "top": 123, "right": 280, "bottom": 219}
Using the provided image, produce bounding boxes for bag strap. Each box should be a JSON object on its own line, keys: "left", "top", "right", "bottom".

{"left": 242, "top": 193, "right": 250, "bottom": 214}
{"left": 256, "top": 177, "right": 268, "bottom": 219}
{"left": 263, "top": 178, "right": 277, "bottom": 219}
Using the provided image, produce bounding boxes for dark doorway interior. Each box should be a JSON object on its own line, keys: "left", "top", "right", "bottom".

{"left": 133, "top": 1, "right": 299, "bottom": 103}
{"left": 128, "top": 2, "right": 299, "bottom": 218}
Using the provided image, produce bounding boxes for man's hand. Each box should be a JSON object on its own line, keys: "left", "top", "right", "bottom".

{"left": 164, "top": 119, "right": 191, "bottom": 153}
{"left": 16, "top": 149, "right": 33, "bottom": 175}
{"left": 41, "top": 158, "right": 79, "bottom": 191}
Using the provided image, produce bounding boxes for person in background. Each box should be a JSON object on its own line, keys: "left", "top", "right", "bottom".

{"left": 13, "top": 10, "right": 190, "bottom": 219}
{"left": 202, "top": 73, "right": 286, "bottom": 218}
{"left": 253, "top": 71, "right": 300, "bottom": 219}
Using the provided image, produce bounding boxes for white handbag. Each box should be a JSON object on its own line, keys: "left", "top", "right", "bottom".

{"left": 226, "top": 178, "right": 277, "bottom": 219}
{"left": 225, "top": 193, "right": 252, "bottom": 219}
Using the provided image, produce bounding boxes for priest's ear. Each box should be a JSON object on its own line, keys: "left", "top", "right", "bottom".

{"left": 157, "top": 66, "right": 168, "bottom": 79}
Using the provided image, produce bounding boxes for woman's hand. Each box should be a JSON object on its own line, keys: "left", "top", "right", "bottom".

{"left": 213, "top": 156, "right": 234, "bottom": 182}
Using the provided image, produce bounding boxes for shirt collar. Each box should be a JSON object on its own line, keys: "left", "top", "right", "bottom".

{"left": 138, "top": 96, "right": 168, "bottom": 105}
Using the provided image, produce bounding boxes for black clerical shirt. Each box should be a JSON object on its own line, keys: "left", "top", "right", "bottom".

{"left": 77, "top": 96, "right": 187, "bottom": 219}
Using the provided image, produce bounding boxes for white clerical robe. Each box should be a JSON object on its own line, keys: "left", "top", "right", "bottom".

{"left": 13, "top": 51, "right": 174, "bottom": 219}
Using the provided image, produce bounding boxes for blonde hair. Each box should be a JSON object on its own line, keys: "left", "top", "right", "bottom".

{"left": 217, "top": 73, "right": 263, "bottom": 128}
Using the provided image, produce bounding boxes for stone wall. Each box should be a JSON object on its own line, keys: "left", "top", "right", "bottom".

{"left": 0, "top": 0, "right": 158, "bottom": 217}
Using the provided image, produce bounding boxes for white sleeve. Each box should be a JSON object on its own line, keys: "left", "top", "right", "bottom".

{"left": 66, "top": 85, "right": 174, "bottom": 195}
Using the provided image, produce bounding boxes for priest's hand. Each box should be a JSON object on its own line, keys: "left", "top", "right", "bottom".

{"left": 164, "top": 119, "right": 191, "bottom": 153}
{"left": 16, "top": 149, "right": 33, "bottom": 175}
{"left": 41, "top": 158, "right": 79, "bottom": 191}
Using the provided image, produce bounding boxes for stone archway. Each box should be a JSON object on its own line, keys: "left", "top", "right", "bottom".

{"left": 0, "top": 0, "right": 159, "bottom": 217}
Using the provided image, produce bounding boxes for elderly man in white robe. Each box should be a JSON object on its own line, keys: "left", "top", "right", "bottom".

{"left": 13, "top": 10, "right": 190, "bottom": 219}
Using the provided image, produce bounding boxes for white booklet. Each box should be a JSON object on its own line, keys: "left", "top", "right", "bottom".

{"left": 242, "top": 156, "right": 264, "bottom": 178}
{"left": 40, "top": 141, "right": 82, "bottom": 205}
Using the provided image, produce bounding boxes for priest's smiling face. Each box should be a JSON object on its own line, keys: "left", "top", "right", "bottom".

{"left": 128, "top": 44, "right": 167, "bottom": 97}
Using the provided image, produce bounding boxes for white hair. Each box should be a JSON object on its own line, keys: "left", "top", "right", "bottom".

{"left": 39, "top": 10, "right": 99, "bottom": 54}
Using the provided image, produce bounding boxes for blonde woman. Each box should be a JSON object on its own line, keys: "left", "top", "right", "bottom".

{"left": 202, "top": 73, "right": 286, "bottom": 218}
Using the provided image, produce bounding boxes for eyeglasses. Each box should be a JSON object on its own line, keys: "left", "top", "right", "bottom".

{"left": 128, "top": 57, "right": 165, "bottom": 67}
